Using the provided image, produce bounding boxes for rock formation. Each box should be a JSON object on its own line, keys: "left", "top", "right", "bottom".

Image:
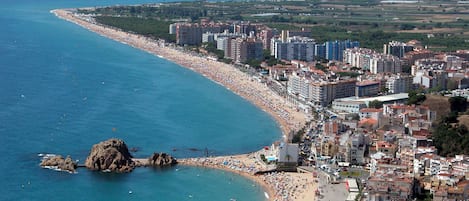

{"left": 40, "top": 155, "right": 77, "bottom": 173}
{"left": 147, "top": 152, "right": 177, "bottom": 167}
{"left": 85, "top": 138, "right": 135, "bottom": 173}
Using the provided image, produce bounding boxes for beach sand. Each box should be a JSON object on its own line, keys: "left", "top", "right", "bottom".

{"left": 52, "top": 9, "right": 315, "bottom": 201}
{"left": 178, "top": 152, "right": 317, "bottom": 201}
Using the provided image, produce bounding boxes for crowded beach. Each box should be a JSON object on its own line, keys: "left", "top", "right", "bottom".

{"left": 51, "top": 9, "right": 315, "bottom": 201}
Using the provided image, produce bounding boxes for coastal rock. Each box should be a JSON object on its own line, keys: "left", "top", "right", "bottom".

{"left": 147, "top": 152, "right": 177, "bottom": 167}
{"left": 85, "top": 138, "right": 135, "bottom": 173}
{"left": 40, "top": 155, "right": 77, "bottom": 173}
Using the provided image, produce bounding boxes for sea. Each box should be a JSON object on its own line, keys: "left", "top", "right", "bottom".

{"left": 0, "top": 0, "right": 280, "bottom": 200}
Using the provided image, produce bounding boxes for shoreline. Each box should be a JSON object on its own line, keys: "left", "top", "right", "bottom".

{"left": 51, "top": 9, "right": 307, "bottom": 138}
{"left": 51, "top": 8, "right": 312, "bottom": 201}
{"left": 177, "top": 155, "right": 276, "bottom": 200}
{"left": 177, "top": 153, "right": 317, "bottom": 201}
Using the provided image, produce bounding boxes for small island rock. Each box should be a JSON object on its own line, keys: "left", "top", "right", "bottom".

{"left": 148, "top": 152, "right": 177, "bottom": 167}
{"left": 40, "top": 155, "right": 77, "bottom": 173}
{"left": 85, "top": 138, "right": 135, "bottom": 173}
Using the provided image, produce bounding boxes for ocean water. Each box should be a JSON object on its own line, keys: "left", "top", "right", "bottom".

{"left": 0, "top": 1, "right": 280, "bottom": 200}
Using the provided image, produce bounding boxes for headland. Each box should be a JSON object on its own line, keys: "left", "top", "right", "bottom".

{"left": 51, "top": 8, "right": 312, "bottom": 201}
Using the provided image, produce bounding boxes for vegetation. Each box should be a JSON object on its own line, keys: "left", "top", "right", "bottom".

{"left": 432, "top": 96, "right": 469, "bottom": 157}
{"left": 292, "top": 127, "right": 306, "bottom": 144}
{"left": 94, "top": 16, "right": 175, "bottom": 42}
{"left": 433, "top": 120, "right": 469, "bottom": 157}
{"left": 260, "top": 154, "right": 267, "bottom": 163}
{"left": 449, "top": 96, "right": 468, "bottom": 113}
{"left": 340, "top": 170, "right": 362, "bottom": 178}
{"left": 202, "top": 42, "right": 224, "bottom": 59}
{"left": 336, "top": 71, "right": 360, "bottom": 78}
{"left": 369, "top": 100, "right": 383, "bottom": 109}
{"left": 407, "top": 89, "right": 426, "bottom": 105}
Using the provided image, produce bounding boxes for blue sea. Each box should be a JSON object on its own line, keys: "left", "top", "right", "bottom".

{"left": 0, "top": 1, "right": 280, "bottom": 200}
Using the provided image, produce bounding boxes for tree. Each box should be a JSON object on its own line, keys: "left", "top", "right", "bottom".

{"left": 369, "top": 100, "right": 383, "bottom": 109}
{"left": 449, "top": 96, "right": 468, "bottom": 113}
{"left": 246, "top": 59, "right": 261, "bottom": 69}
{"left": 380, "top": 86, "right": 389, "bottom": 95}
{"left": 407, "top": 90, "right": 426, "bottom": 105}
{"left": 315, "top": 63, "right": 327, "bottom": 72}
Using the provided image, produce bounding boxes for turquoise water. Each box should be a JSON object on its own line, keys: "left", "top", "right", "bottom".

{"left": 0, "top": 1, "right": 279, "bottom": 200}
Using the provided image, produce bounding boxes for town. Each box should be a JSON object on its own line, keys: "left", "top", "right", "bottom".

{"left": 75, "top": 1, "right": 469, "bottom": 200}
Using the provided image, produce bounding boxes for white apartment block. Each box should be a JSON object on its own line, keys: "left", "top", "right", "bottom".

{"left": 344, "top": 48, "right": 402, "bottom": 74}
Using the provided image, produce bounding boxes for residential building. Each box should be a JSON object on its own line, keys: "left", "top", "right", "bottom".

{"left": 369, "top": 54, "right": 402, "bottom": 74}
{"left": 385, "top": 74, "right": 413, "bottom": 94}
{"left": 343, "top": 47, "right": 402, "bottom": 73}
{"left": 325, "top": 40, "right": 360, "bottom": 61}
{"left": 346, "top": 133, "right": 367, "bottom": 165}
{"left": 310, "top": 79, "right": 357, "bottom": 106}
{"left": 230, "top": 37, "right": 263, "bottom": 63}
{"left": 356, "top": 80, "right": 380, "bottom": 97}
{"left": 413, "top": 70, "right": 448, "bottom": 90}
{"left": 273, "top": 37, "right": 316, "bottom": 62}
{"left": 383, "top": 41, "right": 414, "bottom": 58}
{"left": 175, "top": 23, "right": 229, "bottom": 45}
{"left": 258, "top": 28, "right": 273, "bottom": 50}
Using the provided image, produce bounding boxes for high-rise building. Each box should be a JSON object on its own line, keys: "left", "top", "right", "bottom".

{"left": 281, "top": 29, "right": 312, "bottom": 42}
{"left": 326, "top": 40, "right": 360, "bottom": 61}
{"left": 259, "top": 28, "right": 273, "bottom": 50}
{"left": 355, "top": 81, "right": 380, "bottom": 97}
{"left": 385, "top": 74, "right": 413, "bottom": 94}
{"left": 175, "top": 23, "right": 230, "bottom": 45}
{"left": 273, "top": 37, "right": 316, "bottom": 62}
{"left": 344, "top": 47, "right": 402, "bottom": 74}
{"left": 287, "top": 73, "right": 312, "bottom": 101}
{"left": 343, "top": 48, "right": 376, "bottom": 70}
{"left": 230, "top": 38, "right": 263, "bottom": 63}
{"left": 369, "top": 55, "right": 402, "bottom": 74}
{"left": 314, "top": 43, "right": 326, "bottom": 60}
{"left": 384, "top": 41, "right": 414, "bottom": 58}
{"left": 310, "top": 79, "right": 357, "bottom": 106}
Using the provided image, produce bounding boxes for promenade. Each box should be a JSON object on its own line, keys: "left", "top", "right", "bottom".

{"left": 51, "top": 9, "right": 314, "bottom": 201}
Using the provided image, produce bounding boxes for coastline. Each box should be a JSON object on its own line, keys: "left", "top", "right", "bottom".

{"left": 177, "top": 153, "right": 317, "bottom": 201}
{"left": 51, "top": 9, "right": 307, "bottom": 138}
{"left": 51, "top": 8, "right": 312, "bottom": 201}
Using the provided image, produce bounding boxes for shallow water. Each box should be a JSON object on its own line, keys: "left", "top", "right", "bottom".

{"left": 0, "top": 1, "right": 279, "bottom": 200}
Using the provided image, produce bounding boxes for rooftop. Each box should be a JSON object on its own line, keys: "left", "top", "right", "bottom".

{"left": 336, "top": 93, "right": 409, "bottom": 103}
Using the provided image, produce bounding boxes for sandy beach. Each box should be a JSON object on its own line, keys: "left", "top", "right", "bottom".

{"left": 178, "top": 152, "right": 317, "bottom": 201}
{"left": 51, "top": 9, "right": 314, "bottom": 200}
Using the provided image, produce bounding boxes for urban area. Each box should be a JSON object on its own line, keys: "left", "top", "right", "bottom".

{"left": 76, "top": 1, "right": 469, "bottom": 200}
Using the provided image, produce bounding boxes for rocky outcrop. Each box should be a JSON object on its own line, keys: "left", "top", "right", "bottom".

{"left": 85, "top": 138, "right": 135, "bottom": 173}
{"left": 40, "top": 155, "right": 77, "bottom": 173}
{"left": 147, "top": 152, "right": 177, "bottom": 167}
